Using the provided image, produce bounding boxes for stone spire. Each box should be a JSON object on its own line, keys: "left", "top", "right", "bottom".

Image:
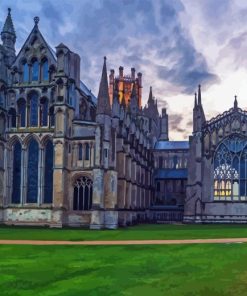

{"left": 96, "top": 57, "right": 111, "bottom": 116}
{"left": 112, "top": 80, "right": 120, "bottom": 118}
{"left": 234, "top": 95, "right": 238, "bottom": 109}
{"left": 1, "top": 8, "right": 16, "bottom": 65}
{"left": 148, "top": 86, "right": 153, "bottom": 105}
{"left": 198, "top": 84, "right": 202, "bottom": 106}
{"left": 194, "top": 92, "right": 197, "bottom": 108}
{"left": 2, "top": 8, "right": 16, "bottom": 37}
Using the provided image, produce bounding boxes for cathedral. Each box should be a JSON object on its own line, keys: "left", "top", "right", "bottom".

{"left": 0, "top": 9, "right": 245, "bottom": 229}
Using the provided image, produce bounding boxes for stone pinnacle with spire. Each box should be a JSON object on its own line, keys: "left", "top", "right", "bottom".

{"left": 96, "top": 56, "right": 111, "bottom": 116}
{"left": 1, "top": 8, "right": 16, "bottom": 37}
{"left": 194, "top": 92, "right": 197, "bottom": 108}
{"left": 234, "top": 95, "right": 238, "bottom": 109}
{"left": 148, "top": 86, "right": 153, "bottom": 104}
{"left": 198, "top": 84, "right": 202, "bottom": 106}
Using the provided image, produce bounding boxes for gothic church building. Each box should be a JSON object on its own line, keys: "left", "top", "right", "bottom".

{"left": 1, "top": 9, "right": 246, "bottom": 228}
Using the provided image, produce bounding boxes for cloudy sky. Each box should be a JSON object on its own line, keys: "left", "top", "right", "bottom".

{"left": 1, "top": 0, "right": 247, "bottom": 140}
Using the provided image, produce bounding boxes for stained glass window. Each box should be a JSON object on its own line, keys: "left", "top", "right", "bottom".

{"left": 17, "top": 98, "right": 26, "bottom": 127}
{"left": 40, "top": 97, "right": 48, "bottom": 126}
{"left": 23, "top": 62, "right": 29, "bottom": 82}
{"left": 12, "top": 141, "right": 22, "bottom": 203}
{"left": 27, "top": 138, "right": 39, "bottom": 203}
{"left": 214, "top": 135, "right": 247, "bottom": 201}
{"left": 29, "top": 92, "right": 38, "bottom": 127}
{"left": 42, "top": 59, "right": 49, "bottom": 81}
{"left": 73, "top": 177, "right": 93, "bottom": 210}
{"left": 32, "top": 60, "right": 39, "bottom": 81}
{"left": 44, "top": 140, "right": 53, "bottom": 203}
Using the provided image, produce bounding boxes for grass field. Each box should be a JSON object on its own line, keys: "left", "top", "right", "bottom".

{"left": 1, "top": 224, "right": 247, "bottom": 241}
{"left": 1, "top": 243, "right": 247, "bottom": 296}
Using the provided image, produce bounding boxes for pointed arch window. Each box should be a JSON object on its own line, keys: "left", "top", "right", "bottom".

{"left": 213, "top": 135, "right": 247, "bottom": 201}
{"left": 8, "top": 108, "right": 16, "bottom": 128}
{"left": 73, "top": 176, "right": 93, "bottom": 210}
{"left": 40, "top": 97, "right": 48, "bottom": 127}
{"left": 31, "top": 59, "right": 39, "bottom": 81}
{"left": 27, "top": 138, "right": 39, "bottom": 203}
{"left": 78, "top": 143, "right": 83, "bottom": 160}
{"left": 29, "top": 92, "right": 39, "bottom": 127}
{"left": 44, "top": 140, "right": 53, "bottom": 203}
{"left": 42, "top": 59, "right": 49, "bottom": 81}
{"left": 23, "top": 62, "right": 29, "bottom": 83}
{"left": 12, "top": 141, "right": 22, "bottom": 203}
{"left": 17, "top": 98, "right": 26, "bottom": 128}
{"left": 49, "top": 106, "right": 55, "bottom": 127}
{"left": 85, "top": 143, "right": 90, "bottom": 160}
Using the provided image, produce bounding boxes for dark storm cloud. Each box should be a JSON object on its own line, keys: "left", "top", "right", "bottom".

{"left": 169, "top": 113, "right": 186, "bottom": 133}
{"left": 0, "top": 0, "right": 218, "bottom": 98}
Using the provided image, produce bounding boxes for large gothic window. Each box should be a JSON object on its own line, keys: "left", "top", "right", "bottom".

{"left": 214, "top": 135, "right": 247, "bottom": 201}
{"left": 27, "top": 138, "right": 39, "bottom": 203}
{"left": 17, "top": 98, "right": 26, "bottom": 127}
{"left": 31, "top": 60, "right": 39, "bottom": 81}
{"left": 29, "top": 92, "right": 38, "bottom": 127}
{"left": 23, "top": 62, "right": 29, "bottom": 83}
{"left": 40, "top": 97, "right": 48, "bottom": 127}
{"left": 44, "top": 140, "right": 53, "bottom": 203}
{"left": 12, "top": 141, "right": 22, "bottom": 203}
{"left": 42, "top": 59, "right": 49, "bottom": 81}
{"left": 73, "top": 176, "right": 93, "bottom": 210}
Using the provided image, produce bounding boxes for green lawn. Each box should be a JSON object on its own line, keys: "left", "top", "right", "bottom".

{"left": 1, "top": 224, "right": 247, "bottom": 241}
{"left": 1, "top": 243, "right": 247, "bottom": 295}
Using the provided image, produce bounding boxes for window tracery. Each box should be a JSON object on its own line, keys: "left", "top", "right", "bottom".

{"left": 73, "top": 176, "right": 93, "bottom": 210}
{"left": 214, "top": 135, "right": 247, "bottom": 201}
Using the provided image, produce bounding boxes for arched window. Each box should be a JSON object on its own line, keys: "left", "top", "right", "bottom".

{"left": 12, "top": 141, "right": 22, "bottom": 203}
{"left": 49, "top": 106, "right": 55, "bottom": 127}
{"left": 17, "top": 98, "right": 26, "bottom": 128}
{"left": 29, "top": 92, "right": 38, "bottom": 127}
{"left": 23, "top": 62, "right": 29, "bottom": 83}
{"left": 73, "top": 176, "right": 93, "bottom": 210}
{"left": 27, "top": 138, "right": 39, "bottom": 203}
{"left": 85, "top": 143, "right": 90, "bottom": 160}
{"left": 78, "top": 143, "right": 83, "bottom": 160}
{"left": 44, "top": 140, "right": 53, "bottom": 203}
{"left": 173, "top": 155, "right": 178, "bottom": 169}
{"left": 8, "top": 108, "right": 16, "bottom": 128}
{"left": 42, "top": 59, "right": 49, "bottom": 81}
{"left": 40, "top": 97, "right": 48, "bottom": 127}
{"left": 213, "top": 135, "right": 247, "bottom": 201}
{"left": 31, "top": 59, "right": 39, "bottom": 81}
{"left": 0, "top": 113, "right": 5, "bottom": 135}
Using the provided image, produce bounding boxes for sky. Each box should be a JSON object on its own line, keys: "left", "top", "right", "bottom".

{"left": 1, "top": 0, "right": 247, "bottom": 140}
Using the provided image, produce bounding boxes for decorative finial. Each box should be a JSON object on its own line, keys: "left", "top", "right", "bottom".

{"left": 8, "top": 8, "right": 11, "bottom": 14}
{"left": 104, "top": 56, "right": 107, "bottom": 61}
{"left": 34, "top": 16, "right": 40, "bottom": 25}
{"left": 234, "top": 95, "right": 238, "bottom": 109}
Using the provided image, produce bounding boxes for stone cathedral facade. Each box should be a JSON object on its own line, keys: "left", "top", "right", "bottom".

{"left": 0, "top": 10, "right": 164, "bottom": 229}
{"left": 1, "top": 9, "right": 246, "bottom": 228}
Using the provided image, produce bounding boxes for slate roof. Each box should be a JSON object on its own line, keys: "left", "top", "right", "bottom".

{"left": 154, "top": 141, "right": 189, "bottom": 150}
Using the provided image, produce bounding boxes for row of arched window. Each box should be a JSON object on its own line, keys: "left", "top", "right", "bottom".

{"left": 22, "top": 58, "right": 49, "bottom": 83}
{"left": 11, "top": 138, "right": 53, "bottom": 204}
{"left": 8, "top": 92, "right": 54, "bottom": 128}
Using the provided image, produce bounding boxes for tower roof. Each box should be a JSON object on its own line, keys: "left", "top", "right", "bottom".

{"left": 198, "top": 84, "right": 202, "bottom": 106}
{"left": 1, "top": 8, "right": 16, "bottom": 37}
{"left": 96, "top": 57, "right": 111, "bottom": 116}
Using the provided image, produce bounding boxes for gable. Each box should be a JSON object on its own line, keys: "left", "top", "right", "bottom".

{"left": 11, "top": 23, "right": 56, "bottom": 68}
